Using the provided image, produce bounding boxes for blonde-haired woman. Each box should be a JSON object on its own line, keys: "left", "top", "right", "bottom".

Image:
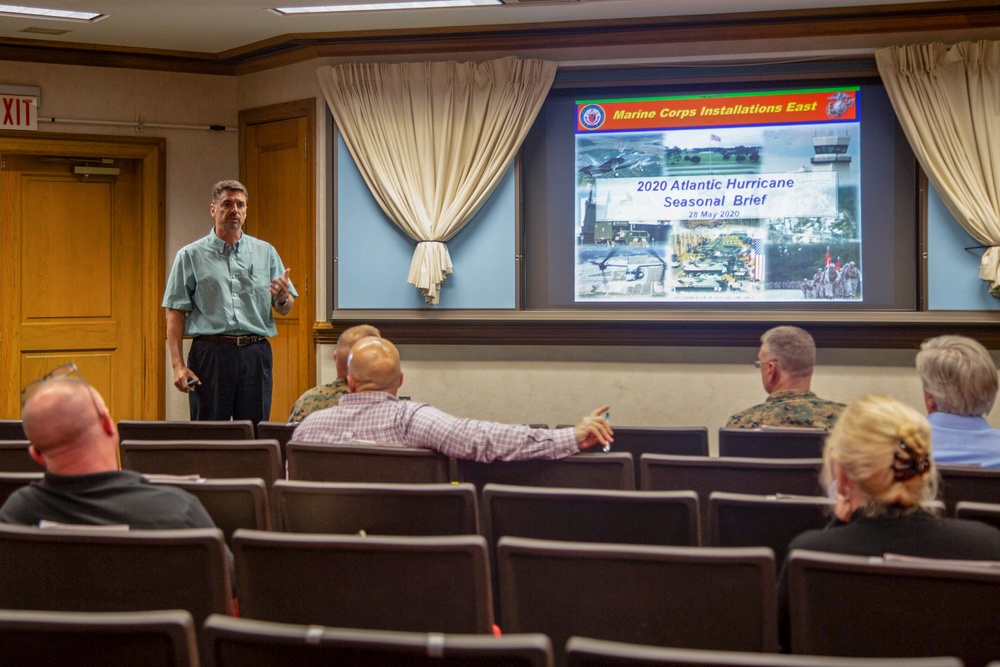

{"left": 778, "top": 395, "right": 1000, "bottom": 651}
{"left": 788, "top": 394, "right": 1000, "bottom": 559}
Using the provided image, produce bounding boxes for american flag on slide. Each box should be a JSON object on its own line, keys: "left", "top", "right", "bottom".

{"left": 710, "top": 134, "right": 722, "bottom": 142}
{"left": 750, "top": 238, "right": 765, "bottom": 281}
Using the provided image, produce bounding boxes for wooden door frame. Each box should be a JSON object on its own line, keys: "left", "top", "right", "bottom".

{"left": 0, "top": 131, "right": 166, "bottom": 417}
{"left": 238, "top": 98, "right": 317, "bottom": 392}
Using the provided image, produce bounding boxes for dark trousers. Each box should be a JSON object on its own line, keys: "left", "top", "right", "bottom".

{"left": 187, "top": 337, "right": 272, "bottom": 425}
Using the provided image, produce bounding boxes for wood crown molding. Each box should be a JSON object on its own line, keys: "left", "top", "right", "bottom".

{"left": 317, "top": 313, "right": 1000, "bottom": 349}
{"left": 0, "top": 1, "right": 998, "bottom": 75}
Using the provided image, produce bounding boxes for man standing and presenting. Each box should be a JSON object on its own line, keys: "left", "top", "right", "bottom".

{"left": 163, "top": 180, "right": 296, "bottom": 424}
{"left": 727, "top": 325, "right": 845, "bottom": 429}
{"left": 292, "top": 337, "right": 613, "bottom": 461}
{"left": 288, "top": 324, "right": 380, "bottom": 424}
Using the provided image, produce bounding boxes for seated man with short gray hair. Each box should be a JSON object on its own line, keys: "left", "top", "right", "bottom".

{"left": 916, "top": 334, "right": 1000, "bottom": 467}
{"left": 727, "top": 325, "right": 845, "bottom": 429}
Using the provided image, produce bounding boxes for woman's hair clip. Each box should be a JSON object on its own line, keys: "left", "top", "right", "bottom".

{"left": 892, "top": 439, "right": 930, "bottom": 481}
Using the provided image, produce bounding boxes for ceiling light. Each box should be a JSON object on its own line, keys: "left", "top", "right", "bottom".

{"left": 0, "top": 3, "right": 104, "bottom": 21}
{"left": 273, "top": 0, "right": 500, "bottom": 15}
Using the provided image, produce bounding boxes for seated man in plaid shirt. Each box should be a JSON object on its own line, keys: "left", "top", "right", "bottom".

{"left": 291, "top": 337, "right": 613, "bottom": 461}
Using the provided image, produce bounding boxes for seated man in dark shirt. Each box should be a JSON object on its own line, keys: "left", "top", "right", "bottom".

{"left": 0, "top": 365, "right": 217, "bottom": 530}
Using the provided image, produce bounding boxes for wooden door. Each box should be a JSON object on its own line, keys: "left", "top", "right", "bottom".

{"left": 0, "top": 154, "right": 143, "bottom": 419}
{"left": 241, "top": 100, "right": 315, "bottom": 421}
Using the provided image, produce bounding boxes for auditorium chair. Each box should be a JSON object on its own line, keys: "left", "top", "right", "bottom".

{"left": 564, "top": 636, "right": 962, "bottom": 667}
{"left": 609, "top": 426, "right": 709, "bottom": 458}
{"left": 498, "top": 536, "right": 777, "bottom": 666}
{"left": 271, "top": 480, "right": 479, "bottom": 535}
{"left": 255, "top": 421, "right": 297, "bottom": 466}
{"left": 149, "top": 477, "right": 271, "bottom": 546}
{"left": 233, "top": 530, "right": 493, "bottom": 633}
{"left": 787, "top": 549, "right": 1000, "bottom": 666}
{"left": 119, "top": 440, "right": 282, "bottom": 489}
{"left": 955, "top": 500, "right": 1000, "bottom": 531}
{"left": 708, "top": 492, "right": 833, "bottom": 563}
{"left": 285, "top": 441, "right": 451, "bottom": 484}
{"left": 117, "top": 419, "right": 254, "bottom": 442}
{"left": 0, "top": 440, "right": 43, "bottom": 472}
{"left": 0, "top": 419, "right": 26, "bottom": 440}
{"left": 937, "top": 464, "right": 1000, "bottom": 514}
{"left": 0, "top": 471, "right": 44, "bottom": 507}
{"left": 483, "top": 484, "right": 699, "bottom": 548}
{"left": 605, "top": 427, "right": 709, "bottom": 485}
{"left": 0, "top": 524, "right": 232, "bottom": 633}
{"left": 639, "top": 454, "right": 823, "bottom": 540}
{"left": 203, "top": 615, "right": 553, "bottom": 667}
{"left": 0, "top": 608, "right": 198, "bottom": 667}
{"left": 718, "top": 428, "right": 828, "bottom": 459}
{"left": 457, "top": 452, "right": 635, "bottom": 493}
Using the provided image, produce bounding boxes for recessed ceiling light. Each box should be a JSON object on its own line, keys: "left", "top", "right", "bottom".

{"left": 0, "top": 3, "right": 105, "bottom": 21}
{"left": 273, "top": 0, "right": 500, "bottom": 15}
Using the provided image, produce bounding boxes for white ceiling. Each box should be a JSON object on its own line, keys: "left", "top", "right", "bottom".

{"left": 0, "top": 0, "right": 952, "bottom": 55}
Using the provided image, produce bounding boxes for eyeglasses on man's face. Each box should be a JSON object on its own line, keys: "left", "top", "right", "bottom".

{"left": 20, "top": 363, "right": 103, "bottom": 421}
{"left": 754, "top": 358, "right": 779, "bottom": 369}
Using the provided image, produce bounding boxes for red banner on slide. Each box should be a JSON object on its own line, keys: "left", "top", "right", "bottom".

{"left": 577, "top": 88, "right": 858, "bottom": 133}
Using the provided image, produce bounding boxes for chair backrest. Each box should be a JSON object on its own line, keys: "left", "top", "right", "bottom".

{"left": 609, "top": 427, "right": 709, "bottom": 486}
{"left": 203, "top": 614, "right": 553, "bottom": 667}
{"left": 937, "top": 464, "right": 1000, "bottom": 514}
{"left": 640, "top": 455, "right": 824, "bottom": 536}
{"left": 149, "top": 477, "right": 271, "bottom": 546}
{"left": 119, "top": 440, "right": 282, "bottom": 488}
{"left": 611, "top": 427, "right": 710, "bottom": 458}
{"left": 708, "top": 492, "right": 833, "bottom": 563}
{"left": 0, "top": 608, "right": 198, "bottom": 667}
{"left": 484, "top": 484, "right": 699, "bottom": 548}
{"left": 117, "top": 420, "right": 254, "bottom": 441}
{"left": 955, "top": 501, "right": 1000, "bottom": 530}
{"left": 233, "top": 530, "right": 493, "bottom": 633}
{"left": 498, "top": 536, "right": 777, "bottom": 666}
{"left": 564, "top": 636, "right": 963, "bottom": 667}
{"left": 285, "top": 441, "right": 451, "bottom": 483}
{"left": 787, "top": 549, "right": 1000, "bottom": 665}
{"left": 255, "top": 421, "right": 297, "bottom": 466}
{"left": 0, "top": 440, "right": 43, "bottom": 472}
{"left": 718, "top": 428, "right": 828, "bottom": 459}
{"left": 0, "top": 471, "right": 44, "bottom": 507}
{"left": 0, "top": 524, "right": 232, "bottom": 631}
{"left": 0, "top": 420, "right": 26, "bottom": 440}
{"left": 271, "top": 480, "right": 479, "bottom": 535}
{"left": 457, "top": 453, "right": 635, "bottom": 492}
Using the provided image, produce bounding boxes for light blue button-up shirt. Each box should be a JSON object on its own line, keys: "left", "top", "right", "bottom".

{"left": 162, "top": 229, "right": 297, "bottom": 338}
{"left": 929, "top": 411, "right": 1000, "bottom": 468}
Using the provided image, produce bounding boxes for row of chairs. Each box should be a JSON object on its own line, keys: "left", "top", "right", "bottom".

{"left": 7, "top": 469, "right": 999, "bottom": 572}
{"left": 1, "top": 523, "right": 998, "bottom": 666}
{"left": 2, "top": 439, "right": 996, "bottom": 526}
{"left": 3, "top": 608, "right": 973, "bottom": 667}
{"left": 0, "top": 418, "right": 831, "bottom": 463}
{"left": 113, "top": 441, "right": 1000, "bottom": 515}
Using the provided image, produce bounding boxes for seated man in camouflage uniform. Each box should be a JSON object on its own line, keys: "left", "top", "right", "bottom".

{"left": 288, "top": 324, "right": 380, "bottom": 423}
{"left": 727, "top": 325, "right": 845, "bottom": 429}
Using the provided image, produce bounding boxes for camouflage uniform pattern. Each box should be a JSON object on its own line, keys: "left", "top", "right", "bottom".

{"left": 726, "top": 388, "right": 845, "bottom": 429}
{"left": 288, "top": 376, "right": 350, "bottom": 424}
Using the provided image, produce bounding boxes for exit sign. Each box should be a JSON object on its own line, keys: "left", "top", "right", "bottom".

{"left": 1, "top": 95, "right": 38, "bottom": 130}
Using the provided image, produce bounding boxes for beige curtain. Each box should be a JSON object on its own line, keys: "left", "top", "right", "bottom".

{"left": 875, "top": 41, "right": 1000, "bottom": 295}
{"left": 318, "top": 57, "right": 556, "bottom": 304}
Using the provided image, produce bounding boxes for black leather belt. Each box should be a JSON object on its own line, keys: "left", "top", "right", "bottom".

{"left": 196, "top": 334, "right": 264, "bottom": 347}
